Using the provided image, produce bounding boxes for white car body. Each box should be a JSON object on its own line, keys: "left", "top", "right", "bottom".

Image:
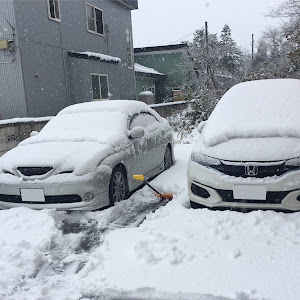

{"left": 0, "top": 100, "right": 174, "bottom": 210}
{"left": 188, "top": 79, "right": 300, "bottom": 212}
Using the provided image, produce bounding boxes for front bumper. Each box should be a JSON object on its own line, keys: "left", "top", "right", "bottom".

{"left": 187, "top": 160, "right": 300, "bottom": 212}
{"left": 0, "top": 173, "right": 111, "bottom": 210}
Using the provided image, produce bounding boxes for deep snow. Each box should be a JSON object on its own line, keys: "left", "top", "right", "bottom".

{"left": 0, "top": 139, "right": 299, "bottom": 299}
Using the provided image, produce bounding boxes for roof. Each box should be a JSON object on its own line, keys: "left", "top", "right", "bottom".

{"left": 68, "top": 51, "right": 120, "bottom": 64}
{"left": 116, "top": 0, "right": 138, "bottom": 10}
{"left": 134, "top": 43, "right": 188, "bottom": 54}
{"left": 134, "top": 63, "right": 165, "bottom": 78}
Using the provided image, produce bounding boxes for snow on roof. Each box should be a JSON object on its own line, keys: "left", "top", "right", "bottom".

{"left": 202, "top": 79, "right": 300, "bottom": 146}
{"left": 134, "top": 63, "right": 165, "bottom": 76}
{"left": 75, "top": 51, "right": 121, "bottom": 63}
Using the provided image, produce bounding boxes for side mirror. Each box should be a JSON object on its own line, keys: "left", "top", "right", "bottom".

{"left": 30, "top": 131, "right": 38, "bottom": 137}
{"left": 129, "top": 127, "right": 145, "bottom": 139}
{"left": 197, "top": 121, "right": 207, "bottom": 133}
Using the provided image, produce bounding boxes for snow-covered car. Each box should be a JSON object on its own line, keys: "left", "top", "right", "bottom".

{"left": 188, "top": 79, "right": 300, "bottom": 212}
{"left": 0, "top": 100, "right": 174, "bottom": 210}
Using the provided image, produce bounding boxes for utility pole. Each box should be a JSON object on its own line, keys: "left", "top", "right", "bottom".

{"left": 205, "top": 21, "right": 209, "bottom": 85}
{"left": 252, "top": 34, "right": 254, "bottom": 67}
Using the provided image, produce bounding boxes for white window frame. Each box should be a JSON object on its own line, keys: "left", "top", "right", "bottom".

{"left": 143, "top": 86, "right": 156, "bottom": 95}
{"left": 86, "top": 2, "right": 104, "bottom": 36}
{"left": 91, "top": 73, "right": 109, "bottom": 101}
{"left": 126, "top": 28, "right": 134, "bottom": 69}
{"left": 47, "top": 0, "right": 61, "bottom": 22}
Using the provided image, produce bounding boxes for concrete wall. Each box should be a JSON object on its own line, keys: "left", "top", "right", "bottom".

{"left": 150, "top": 101, "right": 189, "bottom": 118}
{"left": 0, "top": 120, "right": 49, "bottom": 157}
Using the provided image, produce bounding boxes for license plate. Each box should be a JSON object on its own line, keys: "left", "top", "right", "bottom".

{"left": 21, "top": 189, "right": 45, "bottom": 202}
{"left": 233, "top": 185, "right": 266, "bottom": 200}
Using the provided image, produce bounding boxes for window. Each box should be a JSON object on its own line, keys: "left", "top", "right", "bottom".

{"left": 47, "top": 0, "right": 60, "bottom": 21}
{"left": 91, "top": 74, "right": 109, "bottom": 100}
{"left": 126, "top": 28, "right": 134, "bottom": 68}
{"left": 86, "top": 3, "right": 104, "bottom": 35}
{"left": 130, "top": 113, "right": 160, "bottom": 130}
{"left": 143, "top": 86, "right": 156, "bottom": 95}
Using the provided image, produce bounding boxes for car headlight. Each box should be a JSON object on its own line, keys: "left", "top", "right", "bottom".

{"left": 285, "top": 157, "right": 300, "bottom": 167}
{"left": 191, "top": 151, "right": 221, "bottom": 166}
{"left": 284, "top": 157, "right": 300, "bottom": 172}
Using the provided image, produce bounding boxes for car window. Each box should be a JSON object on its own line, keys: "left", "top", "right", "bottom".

{"left": 130, "top": 113, "right": 160, "bottom": 131}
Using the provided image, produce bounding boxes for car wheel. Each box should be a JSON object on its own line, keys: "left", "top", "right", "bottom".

{"left": 164, "top": 146, "right": 173, "bottom": 170}
{"left": 109, "top": 166, "right": 128, "bottom": 206}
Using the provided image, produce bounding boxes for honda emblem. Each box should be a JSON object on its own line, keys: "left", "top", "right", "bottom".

{"left": 245, "top": 165, "right": 258, "bottom": 176}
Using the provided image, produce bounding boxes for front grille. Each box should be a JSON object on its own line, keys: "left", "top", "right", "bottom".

{"left": 17, "top": 167, "right": 53, "bottom": 176}
{"left": 0, "top": 194, "right": 82, "bottom": 204}
{"left": 210, "top": 163, "right": 299, "bottom": 178}
{"left": 217, "top": 189, "right": 290, "bottom": 204}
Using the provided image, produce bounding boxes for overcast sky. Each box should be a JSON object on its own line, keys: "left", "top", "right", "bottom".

{"left": 132, "top": 0, "right": 284, "bottom": 52}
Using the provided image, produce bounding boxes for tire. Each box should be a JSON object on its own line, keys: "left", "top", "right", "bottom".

{"left": 109, "top": 166, "right": 128, "bottom": 206}
{"left": 164, "top": 145, "right": 173, "bottom": 170}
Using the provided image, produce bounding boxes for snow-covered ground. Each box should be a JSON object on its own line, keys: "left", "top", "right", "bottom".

{"left": 0, "top": 136, "right": 300, "bottom": 300}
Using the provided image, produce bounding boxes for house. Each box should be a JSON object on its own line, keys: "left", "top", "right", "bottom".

{"left": 134, "top": 43, "right": 195, "bottom": 103}
{"left": 134, "top": 63, "right": 165, "bottom": 104}
{"left": 0, "top": 0, "right": 138, "bottom": 120}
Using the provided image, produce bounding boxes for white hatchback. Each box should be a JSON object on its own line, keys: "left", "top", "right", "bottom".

{"left": 188, "top": 79, "right": 300, "bottom": 212}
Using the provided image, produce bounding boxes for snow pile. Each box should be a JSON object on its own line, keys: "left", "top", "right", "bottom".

{"left": 76, "top": 51, "right": 121, "bottom": 63}
{"left": 0, "top": 208, "right": 65, "bottom": 297}
{"left": 134, "top": 63, "right": 164, "bottom": 75}
{"left": 0, "top": 144, "right": 299, "bottom": 299}
{"left": 202, "top": 79, "right": 300, "bottom": 146}
{"left": 139, "top": 91, "right": 154, "bottom": 96}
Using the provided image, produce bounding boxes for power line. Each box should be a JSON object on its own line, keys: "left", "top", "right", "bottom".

{"left": 169, "top": 32, "right": 195, "bottom": 45}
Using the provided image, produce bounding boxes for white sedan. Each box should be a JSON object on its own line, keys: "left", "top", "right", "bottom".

{"left": 0, "top": 100, "right": 174, "bottom": 210}
{"left": 188, "top": 79, "right": 300, "bottom": 212}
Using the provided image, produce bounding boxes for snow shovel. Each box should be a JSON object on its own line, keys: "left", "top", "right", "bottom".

{"left": 133, "top": 175, "right": 174, "bottom": 200}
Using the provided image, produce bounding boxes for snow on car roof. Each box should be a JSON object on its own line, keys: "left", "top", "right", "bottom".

{"left": 20, "top": 100, "right": 165, "bottom": 146}
{"left": 58, "top": 100, "right": 163, "bottom": 120}
{"left": 202, "top": 79, "right": 300, "bottom": 146}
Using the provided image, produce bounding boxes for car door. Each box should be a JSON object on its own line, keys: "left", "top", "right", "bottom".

{"left": 129, "top": 113, "right": 164, "bottom": 177}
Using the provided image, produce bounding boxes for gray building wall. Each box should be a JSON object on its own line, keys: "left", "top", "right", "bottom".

{"left": 0, "top": 0, "right": 27, "bottom": 119}
{"left": 0, "top": 0, "right": 136, "bottom": 119}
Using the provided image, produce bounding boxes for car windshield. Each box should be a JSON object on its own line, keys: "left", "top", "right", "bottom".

{"left": 21, "top": 111, "right": 128, "bottom": 145}
{"left": 202, "top": 79, "right": 300, "bottom": 146}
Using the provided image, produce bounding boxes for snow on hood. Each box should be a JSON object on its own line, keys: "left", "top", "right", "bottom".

{"left": 0, "top": 141, "right": 113, "bottom": 176}
{"left": 202, "top": 79, "right": 300, "bottom": 147}
{"left": 20, "top": 111, "right": 128, "bottom": 146}
{"left": 195, "top": 135, "right": 300, "bottom": 162}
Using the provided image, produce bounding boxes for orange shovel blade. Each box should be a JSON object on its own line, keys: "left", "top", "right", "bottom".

{"left": 154, "top": 193, "right": 174, "bottom": 200}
